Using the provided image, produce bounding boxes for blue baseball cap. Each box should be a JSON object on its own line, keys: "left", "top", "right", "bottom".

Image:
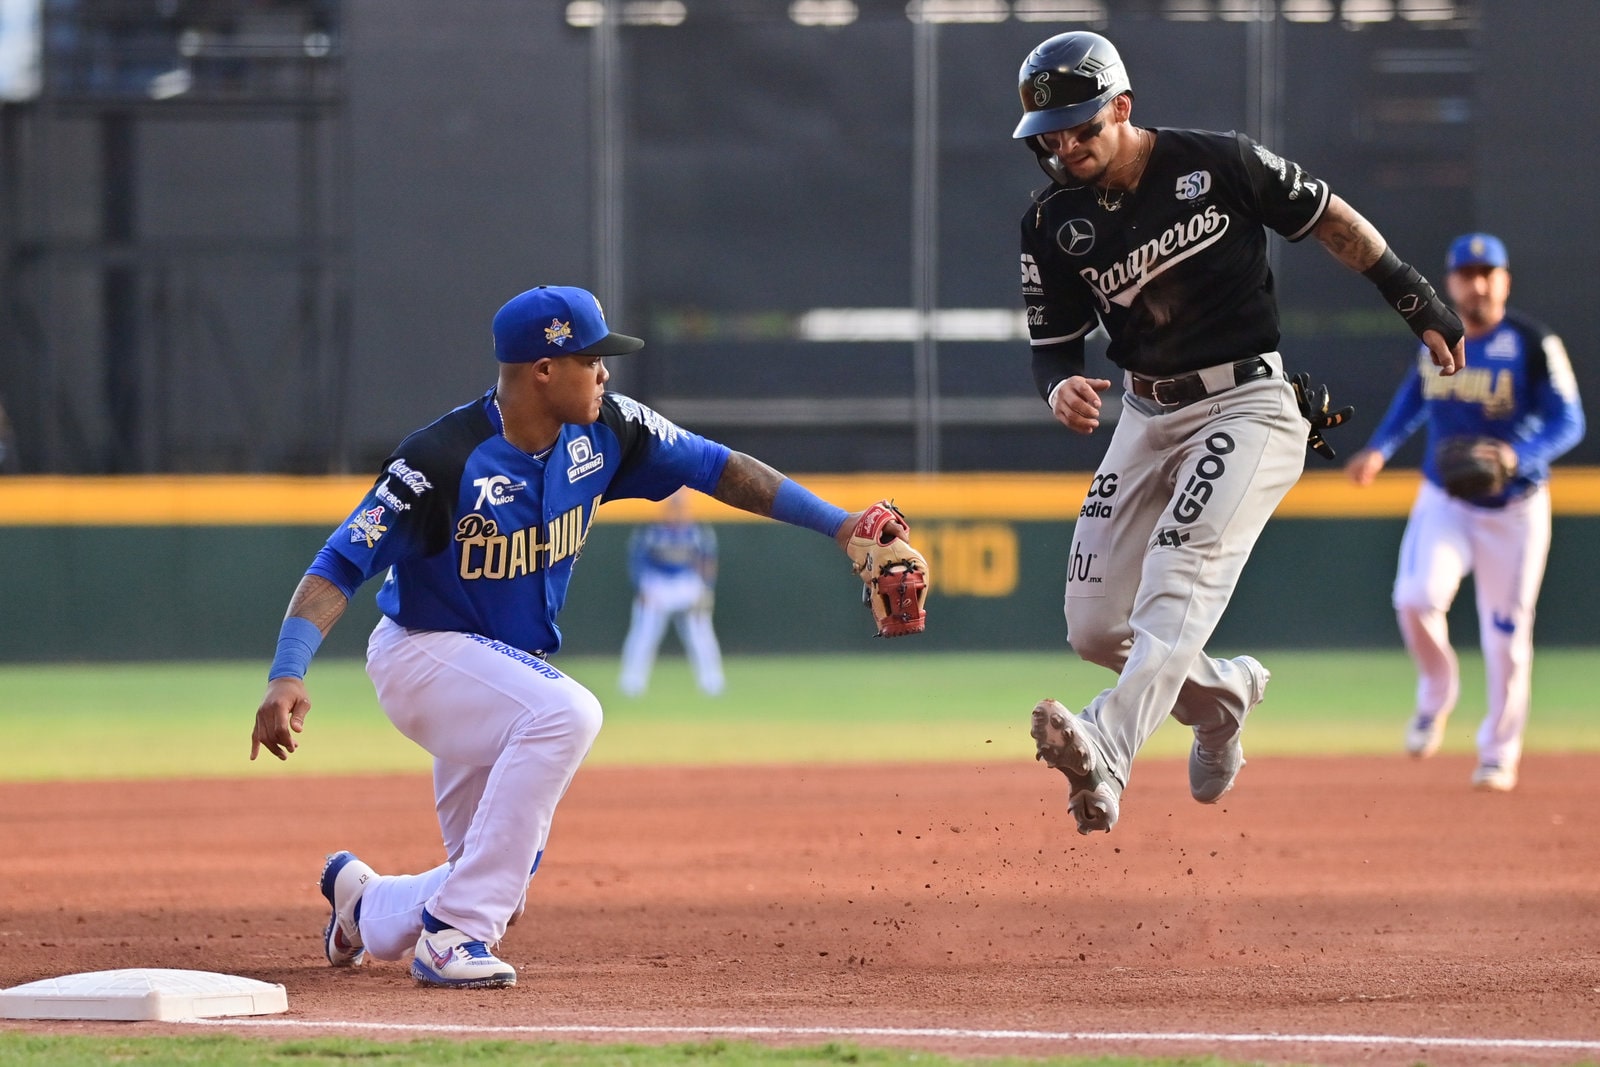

{"left": 492, "top": 285, "right": 644, "bottom": 363}
{"left": 1446, "top": 233, "right": 1509, "bottom": 272}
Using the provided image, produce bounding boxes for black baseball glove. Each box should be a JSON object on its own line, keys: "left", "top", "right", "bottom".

{"left": 1435, "top": 435, "right": 1514, "bottom": 500}
{"left": 1290, "top": 373, "right": 1354, "bottom": 461}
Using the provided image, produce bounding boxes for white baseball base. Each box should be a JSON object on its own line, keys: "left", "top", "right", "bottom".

{"left": 0, "top": 968, "right": 288, "bottom": 1021}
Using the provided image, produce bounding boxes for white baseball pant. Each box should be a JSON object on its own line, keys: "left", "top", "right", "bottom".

{"left": 618, "top": 573, "right": 724, "bottom": 696}
{"left": 1393, "top": 480, "right": 1551, "bottom": 772}
{"left": 351, "top": 616, "right": 603, "bottom": 960}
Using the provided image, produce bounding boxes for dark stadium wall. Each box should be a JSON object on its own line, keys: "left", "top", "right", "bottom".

{"left": 341, "top": 1, "right": 595, "bottom": 471}
{"left": 1474, "top": 1, "right": 1600, "bottom": 429}
{"left": 5, "top": 2, "right": 1597, "bottom": 476}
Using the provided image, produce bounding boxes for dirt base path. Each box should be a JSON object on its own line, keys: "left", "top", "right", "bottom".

{"left": 4, "top": 755, "right": 1599, "bottom": 1065}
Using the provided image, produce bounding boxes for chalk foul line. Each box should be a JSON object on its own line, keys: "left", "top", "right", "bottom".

{"left": 189, "top": 1018, "right": 1600, "bottom": 1052}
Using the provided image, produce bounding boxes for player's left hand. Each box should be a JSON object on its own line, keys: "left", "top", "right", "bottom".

{"left": 1290, "top": 372, "right": 1354, "bottom": 461}
{"left": 251, "top": 677, "right": 311, "bottom": 761}
{"left": 1423, "top": 328, "right": 1465, "bottom": 376}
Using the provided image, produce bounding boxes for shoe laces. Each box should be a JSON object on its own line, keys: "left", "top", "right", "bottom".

{"left": 458, "top": 939, "right": 496, "bottom": 959}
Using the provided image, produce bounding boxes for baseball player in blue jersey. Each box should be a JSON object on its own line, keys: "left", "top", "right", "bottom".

{"left": 1345, "top": 234, "right": 1585, "bottom": 792}
{"left": 249, "top": 284, "right": 919, "bottom": 988}
{"left": 618, "top": 489, "right": 724, "bottom": 697}
{"left": 1012, "top": 32, "right": 1465, "bottom": 835}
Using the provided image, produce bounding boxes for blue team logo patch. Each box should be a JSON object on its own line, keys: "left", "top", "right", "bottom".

{"left": 566, "top": 438, "right": 604, "bottom": 483}
{"left": 348, "top": 505, "right": 388, "bottom": 548}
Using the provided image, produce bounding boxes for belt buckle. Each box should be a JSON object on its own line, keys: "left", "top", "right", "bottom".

{"left": 1149, "top": 377, "right": 1184, "bottom": 406}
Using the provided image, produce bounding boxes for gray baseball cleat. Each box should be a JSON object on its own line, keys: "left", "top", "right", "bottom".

{"left": 1031, "top": 698, "right": 1120, "bottom": 834}
{"left": 1189, "top": 655, "right": 1271, "bottom": 804}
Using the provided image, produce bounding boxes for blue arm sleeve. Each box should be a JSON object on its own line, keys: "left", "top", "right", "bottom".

{"left": 306, "top": 545, "right": 365, "bottom": 599}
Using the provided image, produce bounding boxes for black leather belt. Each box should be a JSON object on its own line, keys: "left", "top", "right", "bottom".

{"left": 1129, "top": 356, "right": 1274, "bottom": 407}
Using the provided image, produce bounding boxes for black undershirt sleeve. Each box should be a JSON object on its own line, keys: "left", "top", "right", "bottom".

{"left": 1031, "top": 338, "right": 1088, "bottom": 403}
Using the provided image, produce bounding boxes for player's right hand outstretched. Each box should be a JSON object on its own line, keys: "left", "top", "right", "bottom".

{"left": 1051, "top": 375, "right": 1114, "bottom": 434}
{"left": 1423, "top": 328, "right": 1465, "bottom": 377}
{"left": 252, "top": 678, "right": 311, "bottom": 761}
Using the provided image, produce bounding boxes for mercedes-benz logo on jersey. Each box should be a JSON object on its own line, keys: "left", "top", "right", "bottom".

{"left": 1057, "top": 218, "right": 1096, "bottom": 257}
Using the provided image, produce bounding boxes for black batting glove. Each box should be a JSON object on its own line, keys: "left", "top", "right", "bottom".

{"left": 1290, "top": 372, "right": 1354, "bottom": 461}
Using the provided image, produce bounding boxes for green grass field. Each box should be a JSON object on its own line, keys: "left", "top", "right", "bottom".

{"left": 0, "top": 1034, "right": 1248, "bottom": 1067}
{"left": 5, "top": 649, "right": 1599, "bottom": 1067}
{"left": 4, "top": 649, "right": 1600, "bottom": 782}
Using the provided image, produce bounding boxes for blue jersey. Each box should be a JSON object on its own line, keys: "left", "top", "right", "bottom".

{"left": 1364, "top": 309, "right": 1585, "bottom": 506}
{"left": 309, "top": 389, "right": 730, "bottom": 655}
{"left": 628, "top": 522, "right": 716, "bottom": 586}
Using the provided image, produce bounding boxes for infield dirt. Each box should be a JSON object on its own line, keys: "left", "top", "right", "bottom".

{"left": 3, "top": 755, "right": 1598, "bottom": 1066}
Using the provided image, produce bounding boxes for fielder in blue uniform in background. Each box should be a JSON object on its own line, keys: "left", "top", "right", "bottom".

{"left": 618, "top": 488, "right": 724, "bottom": 697}
{"left": 1346, "top": 234, "right": 1586, "bottom": 792}
{"left": 249, "top": 285, "right": 913, "bottom": 988}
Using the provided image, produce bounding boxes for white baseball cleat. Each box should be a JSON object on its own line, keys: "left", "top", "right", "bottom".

{"left": 1189, "top": 655, "right": 1270, "bottom": 804}
{"left": 411, "top": 913, "right": 517, "bottom": 989}
{"left": 1405, "top": 712, "right": 1448, "bottom": 758}
{"left": 1031, "top": 698, "right": 1120, "bottom": 834}
{"left": 1471, "top": 763, "right": 1517, "bottom": 792}
{"left": 319, "top": 850, "right": 375, "bottom": 967}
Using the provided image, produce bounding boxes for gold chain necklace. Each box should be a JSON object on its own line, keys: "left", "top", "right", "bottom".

{"left": 1095, "top": 129, "right": 1150, "bottom": 213}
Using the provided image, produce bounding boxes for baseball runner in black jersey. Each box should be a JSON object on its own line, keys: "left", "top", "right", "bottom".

{"left": 1014, "top": 32, "right": 1466, "bottom": 835}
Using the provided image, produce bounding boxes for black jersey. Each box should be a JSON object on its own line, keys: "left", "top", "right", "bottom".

{"left": 1021, "top": 129, "right": 1330, "bottom": 378}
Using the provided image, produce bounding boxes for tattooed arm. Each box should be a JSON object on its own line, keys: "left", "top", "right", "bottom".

{"left": 1310, "top": 195, "right": 1388, "bottom": 272}
{"left": 710, "top": 452, "right": 904, "bottom": 550}
{"left": 709, "top": 451, "right": 786, "bottom": 517}
{"left": 1312, "top": 195, "right": 1464, "bottom": 375}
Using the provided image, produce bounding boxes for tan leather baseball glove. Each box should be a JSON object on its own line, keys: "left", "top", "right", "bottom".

{"left": 845, "top": 500, "right": 930, "bottom": 638}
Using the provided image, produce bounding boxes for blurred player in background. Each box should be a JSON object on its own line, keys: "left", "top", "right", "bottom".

{"left": 1345, "top": 233, "right": 1586, "bottom": 792}
{"left": 618, "top": 488, "right": 724, "bottom": 697}
{"left": 249, "top": 284, "right": 917, "bottom": 989}
{"left": 1012, "top": 31, "right": 1463, "bottom": 835}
